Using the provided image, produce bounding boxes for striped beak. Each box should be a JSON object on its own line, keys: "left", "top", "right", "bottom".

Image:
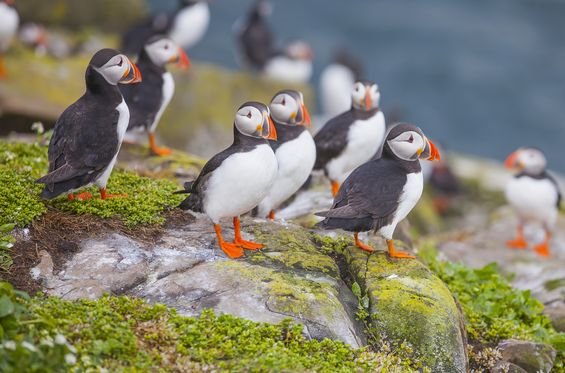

{"left": 120, "top": 58, "right": 142, "bottom": 84}
{"left": 260, "top": 111, "right": 277, "bottom": 140}
{"left": 170, "top": 47, "right": 190, "bottom": 70}
{"left": 420, "top": 137, "right": 441, "bottom": 161}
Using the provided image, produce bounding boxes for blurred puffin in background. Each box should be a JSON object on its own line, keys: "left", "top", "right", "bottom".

{"left": 176, "top": 102, "right": 278, "bottom": 259}
{"left": 314, "top": 80, "right": 385, "bottom": 197}
{"left": 426, "top": 144, "right": 460, "bottom": 215}
{"left": 504, "top": 147, "right": 561, "bottom": 257}
{"left": 0, "top": 0, "right": 18, "bottom": 78}
{"left": 316, "top": 124, "right": 441, "bottom": 258}
{"left": 262, "top": 40, "right": 314, "bottom": 84}
{"left": 36, "top": 49, "right": 142, "bottom": 200}
{"left": 234, "top": 0, "right": 274, "bottom": 70}
{"left": 256, "top": 89, "right": 314, "bottom": 220}
{"left": 121, "top": 0, "right": 210, "bottom": 55}
{"left": 319, "top": 48, "right": 364, "bottom": 118}
{"left": 121, "top": 35, "right": 190, "bottom": 156}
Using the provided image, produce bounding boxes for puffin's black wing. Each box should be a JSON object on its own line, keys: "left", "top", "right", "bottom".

{"left": 236, "top": 14, "right": 274, "bottom": 69}
{"left": 545, "top": 171, "right": 562, "bottom": 208}
{"left": 36, "top": 97, "right": 120, "bottom": 198}
{"left": 316, "top": 158, "right": 407, "bottom": 232}
{"left": 314, "top": 110, "right": 355, "bottom": 170}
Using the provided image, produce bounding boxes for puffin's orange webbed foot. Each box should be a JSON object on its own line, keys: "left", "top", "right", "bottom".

{"left": 235, "top": 238, "right": 264, "bottom": 250}
{"left": 268, "top": 210, "right": 275, "bottom": 220}
{"left": 73, "top": 192, "right": 93, "bottom": 201}
{"left": 387, "top": 240, "right": 415, "bottom": 259}
{"left": 354, "top": 232, "right": 375, "bottom": 253}
{"left": 506, "top": 238, "right": 528, "bottom": 249}
{"left": 149, "top": 133, "right": 172, "bottom": 156}
{"left": 533, "top": 242, "right": 550, "bottom": 257}
{"left": 331, "top": 180, "right": 340, "bottom": 198}
{"left": 99, "top": 188, "right": 128, "bottom": 200}
{"left": 219, "top": 241, "right": 244, "bottom": 259}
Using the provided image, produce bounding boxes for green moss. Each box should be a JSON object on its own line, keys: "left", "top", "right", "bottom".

{"left": 0, "top": 281, "right": 419, "bottom": 372}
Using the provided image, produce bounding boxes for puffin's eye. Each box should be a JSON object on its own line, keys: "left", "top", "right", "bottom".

{"left": 164, "top": 44, "right": 169, "bottom": 50}
{"left": 117, "top": 58, "right": 123, "bottom": 67}
{"left": 281, "top": 97, "right": 286, "bottom": 105}
{"left": 247, "top": 111, "right": 252, "bottom": 118}
{"left": 407, "top": 135, "right": 414, "bottom": 143}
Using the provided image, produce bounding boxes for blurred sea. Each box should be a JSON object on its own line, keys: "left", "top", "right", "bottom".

{"left": 150, "top": 0, "right": 565, "bottom": 171}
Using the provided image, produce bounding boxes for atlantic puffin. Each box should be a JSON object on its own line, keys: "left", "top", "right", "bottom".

{"left": 314, "top": 80, "right": 386, "bottom": 197}
{"left": 176, "top": 102, "right": 278, "bottom": 259}
{"left": 121, "top": 0, "right": 210, "bottom": 55}
{"left": 36, "top": 49, "right": 142, "bottom": 200}
{"left": 504, "top": 147, "right": 561, "bottom": 257}
{"left": 319, "top": 49, "right": 364, "bottom": 118}
{"left": 316, "top": 124, "right": 440, "bottom": 258}
{"left": 255, "top": 90, "right": 314, "bottom": 220}
{"left": 234, "top": 0, "right": 273, "bottom": 70}
{"left": 120, "top": 35, "right": 190, "bottom": 156}
{"left": 0, "top": 0, "right": 18, "bottom": 78}
{"left": 262, "top": 40, "right": 314, "bottom": 84}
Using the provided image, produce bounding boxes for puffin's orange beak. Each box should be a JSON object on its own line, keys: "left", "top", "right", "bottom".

{"left": 505, "top": 151, "right": 521, "bottom": 169}
{"left": 261, "top": 111, "right": 277, "bottom": 140}
{"left": 421, "top": 137, "right": 441, "bottom": 161}
{"left": 364, "top": 88, "right": 372, "bottom": 111}
{"left": 121, "top": 59, "right": 142, "bottom": 84}
{"left": 173, "top": 47, "right": 190, "bottom": 70}
{"left": 297, "top": 103, "right": 311, "bottom": 127}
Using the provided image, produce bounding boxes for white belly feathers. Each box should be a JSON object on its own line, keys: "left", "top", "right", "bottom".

{"left": 150, "top": 72, "right": 174, "bottom": 133}
{"left": 96, "top": 100, "right": 129, "bottom": 188}
{"left": 505, "top": 176, "right": 559, "bottom": 227}
{"left": 203, "top": 144, "right": 278, "bottom": 223}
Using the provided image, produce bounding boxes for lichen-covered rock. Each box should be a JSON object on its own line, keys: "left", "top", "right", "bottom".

{"left": 345, "top": 244, "right": 468, "bottom": 372}
{"left": 544, "top": 304, "right": 565, "bottom": 332}
{"left": 497, "top": 339, "right": 556, "bottom": 373}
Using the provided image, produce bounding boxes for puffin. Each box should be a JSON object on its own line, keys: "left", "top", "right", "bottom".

{"left": 262, "top": 40, "right": 314, "bottom": 84}
{"left": 120, "top": 35, "right": 190, "bottom": 156}
{"left": 234, "top": 0, "right": 274, "bottom": 70}
{"left": 314, "top": 80, "right": 386, "bottom": 197}
{"left": 176, "top": 102, "right": 278, "bottom": 259}
{"left": 319, "top": 49, "right": 364, "bottom": 118}
{"left": 0, "top": 0, "right": 18, "bottom": 78}
{"left": 121, "top": 0, "right": 210, "bottom": 55}
{"left": 36, "top": 49, "right": 142, "bottom": 200}
{"left": 256, "top": 89, "right": 314, "bottom": 220}
{"left": 504, "top": 147, "right": 561, "bottom": 257}
{"left": 316, "top": 124, "right": 441, "bottom": 258}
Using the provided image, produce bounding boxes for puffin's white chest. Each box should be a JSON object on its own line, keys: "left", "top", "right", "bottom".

{"left": 150, "top": 72, "right": 174, "bottom": 132}
{"left": 0, "top": 4, "right": 18, "bottom": 49}
{"left": 505, "top": 176, "right": 559, "bottom": 226}
{"left": 203, "top": 144, "right": 278, "bottom": 223}
{"left": 257, "top": 131, "right": 316, "bottom": 216}
{"left": 378, "top": 172, "right": 424, "bottom": 239}
{"left": 326, "top": 111, "right": 386, "bottom": 182}
{"left": 95, "top": 100, "right": 129, "bottom": 188}
{"left": 262, "top": 57, "right": 313, "bottom": 84}
{"left": 169, "top": 3, "right": 210, "bottom": 49}
{"left": 319, "top": 64, "right": 355, "bottom": 117}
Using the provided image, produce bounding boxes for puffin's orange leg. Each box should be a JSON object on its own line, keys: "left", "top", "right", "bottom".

{"left": 67, "top": 194, "right": 74, "bottom": 201}
{"left": 233, "top": 217, "right": 263, "bottom": 250}
{"left": 149, "top": 133, "right": 172, "bottom": 156}
{"left": 387, "top": 239, "right": 415, "bottom": 259}
{"left": 0, "top": 56, "right": 6, "bottom": 78}
{"left": 331, "top": 180, "right": 340, "bottom": 198}
{"left": 214, "top": 224, "right": 244, "bottom": 259}
{"left": 74, "top": 191, "right": 93, "bottom": 201}
{"left": 354, "top": 232, "right": 374, "bottom": 253}
{"left": 268, "top": 210, "right": 275, "bottom": 220}
{"left": 533, "top": 229, "right": 551, "bottom": 257}
{"left": 506, "top": 225, "right": 528, "bottom": 249}
{"left": 99, "top": 188, "right": 128, "bottom": 200}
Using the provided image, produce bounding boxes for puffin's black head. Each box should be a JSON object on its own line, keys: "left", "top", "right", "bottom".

{"left": 234, "top": 101, "right": 277, "bottom": 140}
{"left": 143, "top": 35, "right": 190, "bottom": 70}
{"left": 88, "top": 48, "right": 142, "bottom": 86}
{"left": 351, "top": 80, "right": 380, "bottom": 111}
{"left": 179, "top": 0, "right": 206, "bottom": 6}
{"left": 384, "top": 123, "right": 441, "bottom": 162}
{"left": 334, "top": 48, "right": 363, "bottom": 80}
{"left": 505, "top": 147, "right": 546, "bottom": 175}
{"left": 251, "top": 0, "right": 272, "bottom": 17}
{"left": 269, "top": 90, "right": 311, "bottom": 126}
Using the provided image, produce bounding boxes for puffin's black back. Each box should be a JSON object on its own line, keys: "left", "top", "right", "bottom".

{"left": 238, "top": 1, "right": 274, "bottom": 69}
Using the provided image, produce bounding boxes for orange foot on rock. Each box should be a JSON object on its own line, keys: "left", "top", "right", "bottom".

{"left": 533, "top": 242, "right": 550, "bottom": 258}
{"left": 506, "top": 238, "right": 528, "bottom": 249}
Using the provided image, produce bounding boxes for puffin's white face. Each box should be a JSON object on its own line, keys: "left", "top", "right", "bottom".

{"left": 351, "top": 82, "right": 380, "bottom": 111}
{"left": 95, "top": 54, "right": 140, "bottom": 85}
{"left": 235, "top": 105, "right": 277, "bottom": 140}
{"left": 286, "top": 41, "right": 314, "bottom": 61}
{"left": 145, "top": 38, "right": 189, "bottom": 69}
{"left": 505, "top": 147, "right": 546, "bottom": 174}
{"left": 387, "top": 130, "right": 426, "bottom": 161}
{"left": 270, "top": 93, "right": 298, "bottom": 123}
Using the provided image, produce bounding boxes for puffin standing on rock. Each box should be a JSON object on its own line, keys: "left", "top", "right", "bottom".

{"left": 316, "top": 124, "right": 441, "bottom": 258}
{"left": 121, "top": 35, "right": 190, "bottom": 156}
{"left": 256, "top": 90, "right": 314, "bottom": 220}
{"left": 176, "top": 102, "right": 278, "bottom": 259}
{"left": 36, "top": 49, "right": 142, "bottom": 200}
{"left": 504, "top": 147, "right": 561, "bottom": 257}
{"left": 314, "top": 80, "right": 386, "bottom": 197}
{"left": 0, "top": 0, "right": 19, "bottom": 78}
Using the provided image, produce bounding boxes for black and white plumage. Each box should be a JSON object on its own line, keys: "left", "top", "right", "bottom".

{"left": 504, "top": 147, "right": 561, "bottom": 257}
{"left": 36, "top": 49, "right": 142, "bottom": 200}
{"left": 120, "top": 35, "right": 190, "bottom": 156}
{"left": 262, "top": 40, "right": 313, "bottom": 84}
{"left": 176, "top": 102, "right": 278, "bottom": 259}
{"left": 316, "top": 123, "right": 441, "bottom": 258}
{"left": 256, "top": 90, "right": 314, "bottom": 219}
{"left": 314, "top": 80, "right": 386, "bottom": 197}
{"left": 235, "top": 0, "right": 274, "bottom": 70}
{"left": 0, "top": 0, "right": 18, "bottom": 77}
{"left": 121, "top": 0, "right": 210, "bottom": 55}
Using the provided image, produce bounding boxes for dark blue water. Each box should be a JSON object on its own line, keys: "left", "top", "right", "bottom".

{"left": 150, "top": 0, "right": 565, "bottom": 170}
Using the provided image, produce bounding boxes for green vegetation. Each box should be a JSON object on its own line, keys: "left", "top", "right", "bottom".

{"left": 0, "top": 281, "right": 418, "bottom": 372}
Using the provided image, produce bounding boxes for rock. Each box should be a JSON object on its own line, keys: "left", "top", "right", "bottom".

{"left": 543, "top": 303, "right": 565, "bottom": 332}
{"left": 491, "top": 361, "right": 528, "bottom": 373}
{"left": 497, "top": 339, "right": 556, "bottom": 373}
{"left": 345, "top": 243, "right": 469, "bottom": 372}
